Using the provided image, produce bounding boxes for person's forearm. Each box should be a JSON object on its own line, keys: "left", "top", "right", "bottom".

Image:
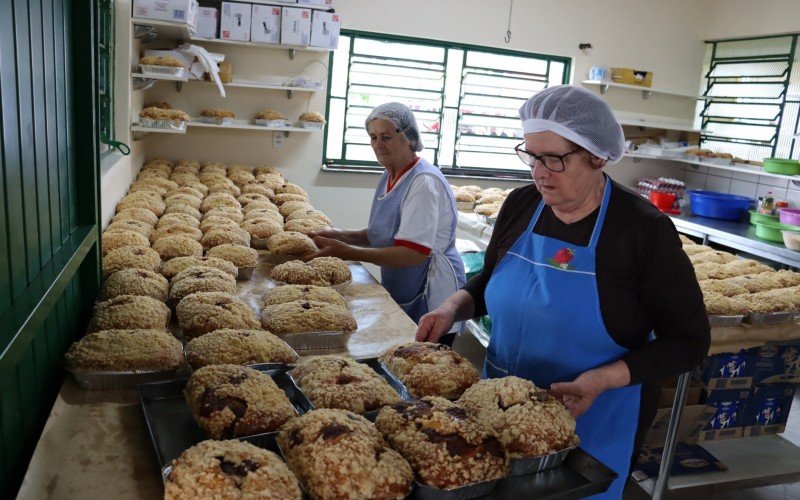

{"left": 441, "top": 290, "right": 476, "bottom": 323}
{"left": 590, "top": 360, "right": 631, "bottom": 390}
{"left": 341, "top": 229, "right": 369, "bottom": 246}
{"left": 343, "top": 245, "right": 427, "bottom": 267}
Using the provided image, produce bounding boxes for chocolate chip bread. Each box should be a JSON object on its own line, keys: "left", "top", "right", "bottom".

{"left": 176, "top": 292, "right": 260, "bottom": 339}
{"left": 262, "top": 284, "right": 346, "bottom": 308}
{"left": 270, "top": 261, "right": 329, "bottom": 286}
{"left": 152, "top": 235, "right": 204, "bottom": 261}
{"left": 160, "top": 256, "right": 238, "bottom": 280}
{"left": 266, "top": 231, "right": 318, "bottom": 256}
{"left": 379, "top": 342, "right": 480, "bottom": 399}
{"left": 277, "top": 409, "right": 414, "bottom": 499}
{"left": 88, "top": 295, "right": 170, "bottom": 332}
{"left": 165, "top": 439, "right": 301, "bottom": 500}
{"left": 307, "top": 257, "right": 352, "bottom": 285}
{"left": 375, "top": 397, "right": 509, "bottom": 489}
{"left": 205, "top": 244, "right": 259, "bottom": 269}
{"left": 102, "top": 246, "right": 162, "bottom": 279}
{"left": 102, "top": 230, "right": 150, "bottom": 257}
{"left": 185, "top": 329, "right": 298, "bottom": 369}
{"left": 261, "top": 300, "right": 357, "bottom": 335}
{"left": 65, "top": 329, "right": 183, "bottom": 372}
{"left": 99, "top": 268, "right": 169, "bottom": 303}
{"left": 185, "top": 364, "right": 297, "bottom": 439}
{"left": 458, "top": 376, "right": 577, "bottom": 457}
{"left": 169, "top": 266, "right": 238, "bottom": 307}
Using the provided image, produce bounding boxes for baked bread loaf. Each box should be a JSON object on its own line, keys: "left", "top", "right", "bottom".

{"left": 308, "top": 257, "right": 352, "bottom": 285}
{"left": 205, "top": 244, "right": 259, "bottom": 269}
{"left": 283, "top": 218, "right": 330, "bottom": 235}
{"left": 200, "top": 108, "right": 235, "bottom": 119}
{"left": 169, "top": 266, "right": 238, "bottom": 307}
{"left": 374, "top": 397, "right": 508, "bottom": 489}
{"left": 88, "top": 295, "right": 170, "bottom": 332}
{"left": 200, "top": 216, "right": 242, "bottom": 234}
{"left": 273, "top": 193, "right": 309, "bottom": 205}
{"left": 201, "top": 193, "right": 241, "bottom": 213}
{"left": 262, "top": 284, "right": 346, "bottom": 307}
{"left": 240, "top": 184, "right": 276, "bottom": 198}
{"left": 185, "top": 364, "right": 297, "bottom": 439}
{"left": 176, "top": 292, "right": 260, "bottom": 339}
{"left": 111, "top": 207, "right": 159, "bottom": 227}
{"left": 228, "top": 170, "right": 255, "bottom": 188}
{"left": 298, "top": 111, "right": 325, "bottom": 123}
{"left": 139, "top": 55, "right": 185, "bottom": 67}
{"left": 164, "top": 439, "right": 301, "bottom": 500}
{"left": 266, "top": 231, "right": 318, "bottom": 256}
{"left": 253, "top": 174, "right": 284, "bottom": 191}
{"left": 278, "top": 201, "right": 314, "bottom": 218}
{"left": 160, "top": 256, "right": 238, "bottom": 279}
{"left": 116, "top": 192, "right": 166, "bottom": 216}
{"left": 379, "top": 342, "right": 479, "bottom": 399}
{"left": 102, "top": 230, "right": 150, "bottom": 256}
{"left": 237, "top": 193, "right": 271, "bottom": 207}
{"left": 65, "top": 329, "right": 183, "bottom": 372}
{"left": 149, "top": 225, "right": 203, "bottom": 244}
{"left": 105, "top": 219, "right": 153, "bottom": 238}
{"left": 152, "top": 235, "right": 204, "bottom": 261}
{"left": 242, "top": 218, "right": 283, "bottom": 245}
{"left": 289, "top": 356, "right": 400, "bottom": 414}
{"left": 270, "top": 261, "right": 329, "bottom": 286}
{"left": 139, "top": 106, "right": 190, "bottom": 122}
{"left": 244, "top": 209, "right": 284, "bottom": 225}
{"left": 458, "top": 376, "right": 577, "bottom": 457}
{"left": 285, "top": 209, "right": 333, "bottom": 226}
{"left": 185, "top": 329, "right": 298, "bottom": 369}
{"left": 201, "top": 227, "right": 251, "bottom": 251}
{"left": 102, "top": 246, "right": 161, "bottom": 279}
{"left": 203, "top": 206, "right": 244, "bottom": 223}
{"left": 99, "top": 268, "right": 169, "bottom": 302}
{"left": 277, "top": 409, "right": 414, "bottom": 499}
{"left": 276, "top": 183, "right": 308, "bottom": 197}
{"left": 254, "top": 109, "right": 285, "bottom": 120}
{"left": 165, "top": 193, "right": 203, "bottom": 211}
{"left": 158, "top": 212, "right": 201, "bottom": 229}
{"left": 163, "top": 204, "right": 202, "bottom": 221}
{"left": 261, "top": 300, "right": 357, "bottom": 335}
{"left": 143, "top": 101, "right": 172, "bottom": 110}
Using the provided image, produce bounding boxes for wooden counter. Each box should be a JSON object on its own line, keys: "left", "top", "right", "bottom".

{"left": 18, "top": 260, "right": 418, "bottom": 499}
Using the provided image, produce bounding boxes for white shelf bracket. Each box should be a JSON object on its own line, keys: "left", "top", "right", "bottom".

{"left": 288, "top": 49, "right": 296, "bottom": 60}
{"left": 176, "top": 81, "right": 183, "bottom": 92}
{"left": 792, "top": 180, "right": 800, "bottom": 188}
{"left": 600, "top": 83, "right": 609, "bottom": 94}
{"left": 132, "top": 77, "right": 156, "bottom": 91}
{"left": 133, "top": 25, "right": 157, "bottom": 41}
{"left": 286, "top": 89, "right": 294, "bottom": 99}
{"left": 632, "top": 156, "right": 642, "bottom": 163}
{"left": 642, "top": 89, "right": 653, "bottom": 100}
{"left": 273, "top": 130, "right": 289, "bottom": 147}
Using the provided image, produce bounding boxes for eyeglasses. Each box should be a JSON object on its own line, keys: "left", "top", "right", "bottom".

{"left": 514, "top": 142, "right": 583, "bottom": 172}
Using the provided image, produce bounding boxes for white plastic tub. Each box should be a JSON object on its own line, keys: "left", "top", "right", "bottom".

{"left": 782, "top": 229, "right": 800, "bottom": 251}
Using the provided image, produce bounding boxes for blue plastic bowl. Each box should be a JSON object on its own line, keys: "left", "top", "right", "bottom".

{"left": 687, "top": 190, "right": 753, "bottom": 221}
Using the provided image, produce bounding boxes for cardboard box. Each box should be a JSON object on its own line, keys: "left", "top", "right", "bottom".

{"left": 195, "top": 7, "right": 218, "bottom": 39}
{"left": 251, "top": 5, "right": 281, "bottom": 44}
{"left": 644, "top": 404, "right": 716, "bottom": 447}
{"left": 310, "top": 11, "right": 340, "bottom": 49}
{"left": 743, "top": 384, "right": 796, "bottom": 437}
{"left": 133, "top": 0, "right": 198, "bottom": 27}
{"left": 749, "top": 343, "right": 800, "bottom": 385}
{"left": 281, "top": 7, "right": 311, "bottom": 46}
{"left": 695, "top": 351, "right": 752, "bottom": 390}
{"left": 697, "top": 388, "right": 751, "bottom": 441}
{"left": 220, "top": 2, "right": 251, "bottom": 42}
{"left": 611, "top": 67, "right": 653, "bottom": 87}
{"left": 298, "top": 0, "right": 333, "bottom": 6}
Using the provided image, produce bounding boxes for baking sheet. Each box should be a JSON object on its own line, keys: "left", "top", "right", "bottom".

{"left": 138, "top": 365, "right": 313, "bottom": 477}
{"left": 280, "top": 330, "right": 354, "bottom": 352}
{"left": 509, "top": 439, "right": 580, "bottom": 477}
{"left": 414, "top": 478, "right": 498, "bottom": 500}
{"left": 69, "top": 367, "right": 181, "bottom": 391}
{"left": 745, "top": 311, "right": 797, "bottom": 325}
{"left": 708, "top": 315, "right": 745, "bottom": 328}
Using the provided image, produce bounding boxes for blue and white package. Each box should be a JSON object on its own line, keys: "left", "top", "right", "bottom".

{"left": 743, "top": 384, "right": 796, "bottom": 436}
{"left": 701, "top": 388, "right": 751, "bottom": 431}
{"left": 749, "top": 343, "right": 800, "bottom": 385}
{"left": 696, "top": 351, "right": 752, "bottom": 390}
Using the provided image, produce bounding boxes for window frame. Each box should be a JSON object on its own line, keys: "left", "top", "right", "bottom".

{"left": 98, "top": 0, "right": 114, "bottom": 157}
{"left": 322, "top": 29, "right": 571, "bottom": 180}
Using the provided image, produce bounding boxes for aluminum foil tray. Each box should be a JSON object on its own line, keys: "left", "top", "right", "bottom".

{"left": 281, "top": 330, "right": 353, "bottom": 351}
{"left": 139, "top": 365, "right": 313, "bottom": 479}
{"left": 708, "top": 315, "right": 745, "bottom": 328}
{"left": 69, "top": 367, "right": 180, "bottom": 390}
{"left": 745, "top": 311, "right": 797, "bottom": 325}
{"left": 508, "top": 439, "right": 580, "bottom": 477}
{"left": 414, "top": 478, "right": 499, "bottom": 500}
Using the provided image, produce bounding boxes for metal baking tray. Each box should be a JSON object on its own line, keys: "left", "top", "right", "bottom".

{"left": 744, "top": 311, "right": 797, "bottom": 325}
{"left": 69, "top": 367, "right": 181, "bottom": 390}
{"left": 708, "top": 314, "right": 745, "bottom": 328}
{"left": 286, "top": 357, "right": 410, "bottom": 421}
{"left": 138, "top": 364, "right": 312, "bottom": 477}
{"left": 237, "top": 265, "right": 256, "bottom": 280}
{"left": 280, "top": 330, "right": 353, "bottom": 351}
{"left": 378, "top": 360, "right": 466, "bottom": 401}
{"left": 414, "top": 477, "right": 499, "bottom": 500}
{"left": 509, "top": 440, "right": 580, "bottom": 477}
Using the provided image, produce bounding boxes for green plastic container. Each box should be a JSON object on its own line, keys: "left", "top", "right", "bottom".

{"left": 754, "top": 220, "right": 800, "bottom": 243}
{"left": 763, "top": 157, "right": 800, "bottom": 175}
{"left": 748, "top": 210, "right": 779, "bottom": 225}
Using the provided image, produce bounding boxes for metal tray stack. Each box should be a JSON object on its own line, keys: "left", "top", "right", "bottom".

{"left": 744, "top": 311, "right": 797, "bottom": 325}
{"left": 708, "top": 315, "right": 745, "bottom": 328}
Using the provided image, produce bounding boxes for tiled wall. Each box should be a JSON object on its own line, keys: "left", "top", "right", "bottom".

{"left": 680, "top": 164, "right": 800, "bottom": 206}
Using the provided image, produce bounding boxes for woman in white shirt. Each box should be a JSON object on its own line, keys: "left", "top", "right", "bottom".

{"left": 307, "top": 102, "right": 466, "bottom": 339}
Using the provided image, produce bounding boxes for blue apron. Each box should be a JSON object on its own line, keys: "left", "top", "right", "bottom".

{"left": 367, "top": 158, "right": 466, "bottom": 324}
{"left": 484, "top": 177, "right": 640, "bottom": 499}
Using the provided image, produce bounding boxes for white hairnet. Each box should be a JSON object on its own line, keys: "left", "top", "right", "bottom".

{"left": 365, "top": 102, "right": 424, "bottom": 152}
{"left": 519, "top": 85, "right": 624, "bottom": 163}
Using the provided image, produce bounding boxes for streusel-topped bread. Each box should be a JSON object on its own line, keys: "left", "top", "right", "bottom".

{"left": 149, "top": 224, "right": 203, "bottom": 244}
{"left": 185, "top": 329, "right": 298, "bottom": 369}
{"left": 379, "top": 342, "right": 479, "bottom": 399}
{"left": 289, "top": 356, "right": 400, "bottom": 414}
{"left": 205, "top": 244, "right": 259, "bottom": 268}
{"left": 169, "top": 266, "right": 238, "bottom": 307}
{"left": 283, "top": 218, "right": 330, "bottom": 235}
{"left": 102, "top": 230, "right": 150, "bottom": 257}
{"left": 200, "top": 216, "right": 241, "bottom": 234}
{"left": 285, "top": 209, "right": 333, "bottom": 226}
{"left": 261, "top": 300, "right": 357, "bottom": 335}
{"left": 158, "top": 212, "right": 201, "bottom": 229}
{"left": 102, "top": 246, "right": 161, "bottom": 279}
{"left": 278, "top": 201, "right": 314, "bottom": 219}
{"left": 241, "top": 218, "right": 283, "bottom": 243}
{"left": 207, "top": 181, "right": 242, "bottom": 198}
{"left": 228, "top": 170, "right": 255, "bottom": 188}
{"left": 237, "top": 193, "right": 271, "bottom": 207}
{"left": 105, "top": 219, "right": 153, "bottom": 238}
{"left": 203, "top": 206, "right": 244, "bottom": 223}
{"left": 88, "top": 295, "right": 170, "bottom": 332}
{"left": 152, "top": 235, "right": 204, "bottom": 261}
{"left": 176, "top": 292, "right": 260, "bottom": 339}
{"left": 374, "top": 397, "right": 508, "bottom": 489}
{"left": 201, "top": 227, "right": 251, "bottom": 251}
{"left": 266, "top": 231, "right": 318, "bottom": 256}
{"left": 185, "top": 364, "right": 297, "bottom": 439}
{"left": 111, "top": 207, "right": 159, "bottom": 226}
{"left": 165, "top": 439, "right": 301, "bottom": 500}
{"left": 201, "top": 193, "right": 242, "bottom": 213}
{"left": 276, "top": 183, "right": 308, "bottom": 197}
{"left": 272, "top": 193, "right": 309, "bottom": 205}
{"left": 165, "top": 193, "right": 203, "bottom": 211}
{"left": 240, "top": 184, "right": 275, "bottom": 198}
{"left": 262, "top": 284, "right": 346, "bottom": 307}
{"left": 99, "top": 268, "right": 169, "bottom": 303}
{"left": 270, "top": 261, "right": 329, "bottom": 286}
{"left": 65, "top": 329, "right": 183, "bottom": 372}
{"left": 458, "top": 376, "right": 577, "bottom": 457}
{"left": 308, "top": 257, "right": 352, "bottom": 285}
{"left": 277, "top": 409, "right": 414, "bottom": 500}
{"left": 160, "top": 256, "right": 238, "bottom": 279}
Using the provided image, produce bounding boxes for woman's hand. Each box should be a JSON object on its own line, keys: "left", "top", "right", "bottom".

{"left": 307, "top": 228, "right": 345, "bottom": 241}
{"left": 304, "top": 236, "right": 352, "bottom": 261}
{"left": 549, "top": 361, "right": 631, "bottom": 418}
{"left": 416, "top": 304, "right": 456, "bottom": 342}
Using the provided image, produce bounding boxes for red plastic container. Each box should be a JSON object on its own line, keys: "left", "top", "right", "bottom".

{"left": 650, "top": 191, "right": 676, "bottom": 210}
{"left": 778, "top": 208, "right": 800, "bottom": 227}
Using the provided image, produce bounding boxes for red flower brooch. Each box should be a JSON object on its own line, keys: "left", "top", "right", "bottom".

{"left": 547, "top": 247, "right": 574, "bottom": 270}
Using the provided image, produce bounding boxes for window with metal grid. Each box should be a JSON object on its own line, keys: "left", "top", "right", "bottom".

{"left": 98, "top": 0, "right": 114, "bottom": 156}
{"left": 324, "top": 31, "right": 571, "bottom": 179}
{"left": 697, "top": 35, "right": 800, "bottom": 161}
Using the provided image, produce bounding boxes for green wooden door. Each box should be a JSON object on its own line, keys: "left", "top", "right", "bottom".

{"left": 0, "top": 0, "right": 102, "bottom": 496}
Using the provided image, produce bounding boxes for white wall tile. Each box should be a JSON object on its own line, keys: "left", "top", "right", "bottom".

{"left": 685, "top": 164, "right": 708, "bottom": 174}
{"left": 729, "top": 179, "right": 758, "bottom": 199}
{"left": 756, "top": 183, "right": 787, "bottom": 201}
{"left": 732, "top": 171, "right": 761, "bottom": 183}
{"left": 786, "top": 189, "right": 800, "bottom": 208}
{"left": 706, "top": 174, "right": 732, "bottom": 193}
{"left": 685, "top": 171, "right": 707, "bottom": 191}
{"left": 757, "top": 175, "right": 790, "bottom": 189}
{"left": 706, "top": 167, "right": 731, "bottom": 178}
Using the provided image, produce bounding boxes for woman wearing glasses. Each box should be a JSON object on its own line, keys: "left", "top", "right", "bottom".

{"left": 416, "top": 85, "right": 709, "bottom": 498}
{"left": 308, "top": 102, "right": 466, "bottom": 341}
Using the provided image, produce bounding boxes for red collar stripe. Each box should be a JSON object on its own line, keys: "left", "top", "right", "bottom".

{"left": 386, "top": 157, "right": 419, "bottom": 193}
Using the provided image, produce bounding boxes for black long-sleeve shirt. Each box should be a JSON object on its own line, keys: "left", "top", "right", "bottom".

{"left": 463, "top": 179, "right": 711, "bottom": 453}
